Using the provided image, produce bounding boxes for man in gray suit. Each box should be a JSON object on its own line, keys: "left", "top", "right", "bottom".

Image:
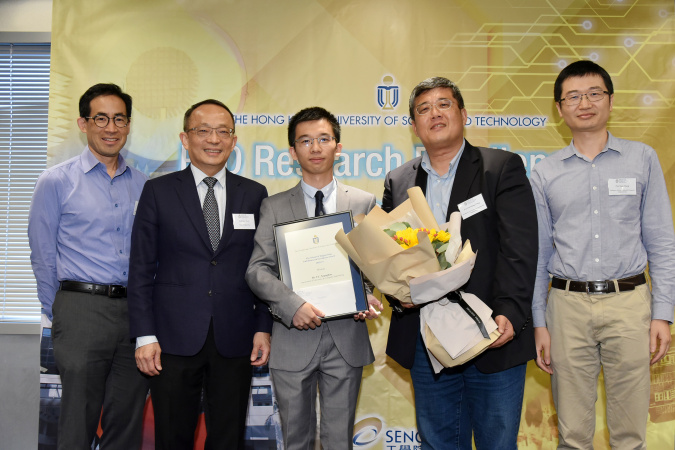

{"left": 246, "top": 106, "right": 382, "bottom": 449}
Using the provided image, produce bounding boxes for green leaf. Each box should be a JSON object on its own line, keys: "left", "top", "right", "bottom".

{"left": 388, "top": 222, "right": 408, "bottom": 232}
{"left": 383, "top": 228, "right": 396, "bottom": 237}
{"left": 436, "top": 242, "right": 448, "bottom": 253}
{"left": 437, "top": 253, "right": 451, "bottom": 270}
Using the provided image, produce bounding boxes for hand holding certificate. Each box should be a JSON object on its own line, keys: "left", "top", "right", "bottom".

{"left": 274, "top": 211, "right": 368, "bottom": 320}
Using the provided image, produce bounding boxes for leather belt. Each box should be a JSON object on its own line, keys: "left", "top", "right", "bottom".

{"left": 551, "top": 273, "right": 646, "bottom": 295}
{"left": 59, "top": 280, "right": 127, "bottom": 298}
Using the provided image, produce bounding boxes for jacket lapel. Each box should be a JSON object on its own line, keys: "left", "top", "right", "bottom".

{"left": 289, "top": 183, "right": 308, "bottom": 220}
{"left": 175, "top": 167, "right": 213, "bottom": 251}
{"left": 215, "top": 170, "right": 239, "bottom": 255}
{"left": 336, "top": 181, "right": 351, "bottom": 212}
{"left": 413, "top": 158, "right": 428, "bottom": 193}
{"left": 447, "top": 141, "right": 481, "bottom": 221}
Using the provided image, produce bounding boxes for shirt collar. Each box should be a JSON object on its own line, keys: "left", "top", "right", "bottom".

{"left": 301, "top": 178, "right": 336, "bottom": 200}
{"left": 190, "top": 164, "right": 227, "bottom": 188}
{"left": 420, "top": 140, "right": 465, "bottom": 177}
{"left": 559, "top": 131, "right": 621, "bottom": 161}
{"left": 80, "top": 146, "right": 128, "bottom": 176}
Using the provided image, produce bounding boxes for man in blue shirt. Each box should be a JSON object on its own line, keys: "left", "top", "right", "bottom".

{"left": 28, "top": 83, "right": 148, "bottom": 450}
{"left": 531, "top": 60, "right": 674, "bottom": 448}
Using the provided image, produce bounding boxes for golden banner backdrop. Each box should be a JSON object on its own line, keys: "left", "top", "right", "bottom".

{"left": 46, "top": 0, "right": 675, "bottom": 448}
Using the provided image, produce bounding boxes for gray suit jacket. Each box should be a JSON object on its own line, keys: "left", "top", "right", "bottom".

{"left": 246, "top": 181, "right": 376, "bottom": 371}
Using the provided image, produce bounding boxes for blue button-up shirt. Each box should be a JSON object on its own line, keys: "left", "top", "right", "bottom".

{"left": 420, "top": 142, "right": 465, "bottom": 226}
{"left": 28, "top": 147, "right": 147, "bottom": 319}
{"left": 530, "top": 132, "right": 675, "bottom": 327}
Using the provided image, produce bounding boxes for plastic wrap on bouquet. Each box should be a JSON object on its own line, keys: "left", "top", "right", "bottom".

{"left": 420, "top": 292, "right": 500, "bottom": 373}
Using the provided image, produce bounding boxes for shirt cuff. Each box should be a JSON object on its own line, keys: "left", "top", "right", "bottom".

{"left": 135, "top": 335, "right": 158, "bottom": 350}
{"left": 652, "top": 301, "right": 675, "bottom": 324}
{"left": 532, "top": 309, "right": 547, "bottom": 328}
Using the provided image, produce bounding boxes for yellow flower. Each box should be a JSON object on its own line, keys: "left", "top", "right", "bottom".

{"left": 393, "top": 228, "right": 419, "bottom": 249}
{"left": 432, "top": 229, "right": 450, "bottom": 243}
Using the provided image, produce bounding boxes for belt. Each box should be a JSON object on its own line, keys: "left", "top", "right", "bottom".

{"left": 551, "top": 273, "right": 646, "bottom": 295}
{"left": 59, "top": 280, "right": 127, "bottom": 298}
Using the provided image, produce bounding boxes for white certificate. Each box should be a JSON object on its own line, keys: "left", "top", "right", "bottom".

{"left": 285, "top": 223, "right": 357, "bottom": 316}
{"left": 274, "top": 212, "right": 368, "bottom": 319}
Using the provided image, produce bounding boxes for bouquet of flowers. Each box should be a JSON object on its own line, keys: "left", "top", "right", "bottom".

{"left": 335, "top": 187, "right": 500, "bottom": 371}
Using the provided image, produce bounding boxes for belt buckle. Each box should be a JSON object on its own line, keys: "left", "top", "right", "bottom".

{"left": 107, "top": 285, "right": 122, "bottom": 298}
{"left": 587, "top": 281, "right": 609, "bottom": 294}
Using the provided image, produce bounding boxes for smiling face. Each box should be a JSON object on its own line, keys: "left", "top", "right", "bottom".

{"left": 411, "top": 87, "right": 467, "bottom": 154}
{"left": 289, "top": 119, "right": 342, "bottom": 185}
{"left": 77, "top": 95, "right": 130, "bottom": 162}
{"left": 179, "top": 103, "right": 237, "bottom": 176}
{"left": 556, "top": 74, "right": 613, "bottom": 135}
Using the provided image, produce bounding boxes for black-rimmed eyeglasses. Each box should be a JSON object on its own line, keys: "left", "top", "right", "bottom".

{"left": 85, "top": 114, "right": 130, "bottom": 128}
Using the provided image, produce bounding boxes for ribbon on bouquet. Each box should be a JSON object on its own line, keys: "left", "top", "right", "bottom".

{"left": 440, "top": 291, "right": 489, "bottom": 339}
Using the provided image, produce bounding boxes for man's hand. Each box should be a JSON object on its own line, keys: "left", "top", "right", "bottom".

{"left": 354, "top": 294, "right": 383, "bottom": 320}
{"left": 488, "top": 315, "right": 514, "bottom": 349}
{"left": 534, "top": 327, "right": 553, "bottom": 374}
{"left": 650, "top": 319, "right": 672, "bottom": 365}
{"left": 292, "top": 303, "right": 325, "bottom": 330}
{"left": 135, "top": 342, "right": 162, "bottom": 376}
{"left": 251, "top": 332, "right": 271, "bottom": 366}
{"left": 400, "top": 301, "right": 420, "bottom": 309}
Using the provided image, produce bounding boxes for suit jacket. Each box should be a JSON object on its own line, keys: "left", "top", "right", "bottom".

{"left": 382, "top": 141, "right": 538, "bottom": 373}
{"left": 245, "top": 181, "right": 376, "bottom": 372}
{"left": 128, "top": 166, "right": 272, "bottom": 357}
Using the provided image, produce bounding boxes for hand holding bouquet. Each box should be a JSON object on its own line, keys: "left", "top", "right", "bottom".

{"left": 335, "top": 187, "right": 500, "bottom": 371}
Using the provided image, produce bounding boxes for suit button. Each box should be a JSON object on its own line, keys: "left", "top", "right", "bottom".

{"left": 211, "top": 260, "right": 217, "bottom": 266}
{"left": 208, "top": 290, "right": 213, "bottom": 296}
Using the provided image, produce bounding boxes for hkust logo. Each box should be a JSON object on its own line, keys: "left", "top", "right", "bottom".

{"left": 377, "top": 75, "right": 399, "bottom": 110}
{"left": 313, "top": 235, "right": 319, "bottom": 244}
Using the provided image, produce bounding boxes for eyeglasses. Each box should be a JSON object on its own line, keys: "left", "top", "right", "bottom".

{"left": 188, "top": 126, "right": 235, "bottom": 139}
{"left": 294, "top": 136, "right": 337, "bottom": 148}
{"left": 415, "top": 99, "right": 453, "bottom": 115}
{"left": 85, "top": 114, "right": 129, "bottom": 128}
{"left": 559, "top": 90, "right": 609, "bottom": 106}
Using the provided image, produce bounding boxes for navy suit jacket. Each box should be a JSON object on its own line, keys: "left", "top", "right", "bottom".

{"left": 128, "top": 166, "right": 272, "bottom": 357}
{"left": 382, "top": 141, "right": 538, "bottom": 373}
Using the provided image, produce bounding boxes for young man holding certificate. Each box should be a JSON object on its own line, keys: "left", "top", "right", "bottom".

{"left": 246, "top": 106, "right": 382, "bottom": 450}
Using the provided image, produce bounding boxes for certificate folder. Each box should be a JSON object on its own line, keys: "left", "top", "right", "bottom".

{"left": 273, "top": 211, "right": 368, "bottom": 320}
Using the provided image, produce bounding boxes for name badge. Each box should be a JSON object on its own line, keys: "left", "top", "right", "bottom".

{"left": 608, "top": 178, "right": 636, "bottom": 196}
{"left": 134, "top": 201, "right": 139, "bottom": 215}
{"left": 233, "top": 213, "right": 256, "bottom": 229}
{"left": 457, "top": 194, "right": 487, "bottom": 219}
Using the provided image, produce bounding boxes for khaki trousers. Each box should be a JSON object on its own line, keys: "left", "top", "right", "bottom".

{"left": 546, "top": 283, "right": 651, "bottom": 450}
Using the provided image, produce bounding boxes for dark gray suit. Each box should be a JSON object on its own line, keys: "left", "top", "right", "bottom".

{"left": 246, "top": 181, "right": 375, "bottom": 449}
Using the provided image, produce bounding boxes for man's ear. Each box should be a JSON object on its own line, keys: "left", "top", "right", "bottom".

{"left": 334, "top": 143, "right": 342, "bottom": 159}
{"left": 289, "top": 146, "right": 298, "bottom": 161}
{"left": 77, "top": 117, "right": 87, "bottom": 133}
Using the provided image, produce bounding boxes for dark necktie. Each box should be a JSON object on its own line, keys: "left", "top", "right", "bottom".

{"left": 203, "top": 177, "right": 220, "bottom": 252}
{"left": 314, "top": 190, "right": 325, "bottom": 217}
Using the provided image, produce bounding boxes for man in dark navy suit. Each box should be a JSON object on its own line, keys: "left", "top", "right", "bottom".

{"left": 383, "top": 77, "right": 538, "bottom": 449}
{"left": 128, "top": 99, "right": 272, "bottom": 449}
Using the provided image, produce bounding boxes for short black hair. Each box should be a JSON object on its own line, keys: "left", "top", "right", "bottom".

{"left": 183, "top": 99, "right": 235, "bottom": 132}
{"left": 554, "top": 60, "right": 614, "bottom": 103}
{"left": 288, "top": 107, "right": 341, "bottom": 146}
{"left": 79, "top": 83, "right": 132, "bottom": 118}
{"left": 409, "top": 77, "right": 465, "bottom": 119}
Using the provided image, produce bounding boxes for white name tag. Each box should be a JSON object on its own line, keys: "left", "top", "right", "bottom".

{"left": 233, "top": 213, "right": 256, "bottom": 229}
{"left": 134, "top": 201, "right": 139, "bottom": 215}
{"left": 608, "top": 178, "right": 636, "bottom": 196}
{"left": 457, "top": 194, "right": 487, "bottom": 219}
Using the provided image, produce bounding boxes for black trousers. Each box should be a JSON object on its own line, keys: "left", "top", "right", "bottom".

{"left": 150, "top": 320, "right": 252, "bottom": 450}
{"left": 51, "top": 289, "right": 148, "bottom": 450}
